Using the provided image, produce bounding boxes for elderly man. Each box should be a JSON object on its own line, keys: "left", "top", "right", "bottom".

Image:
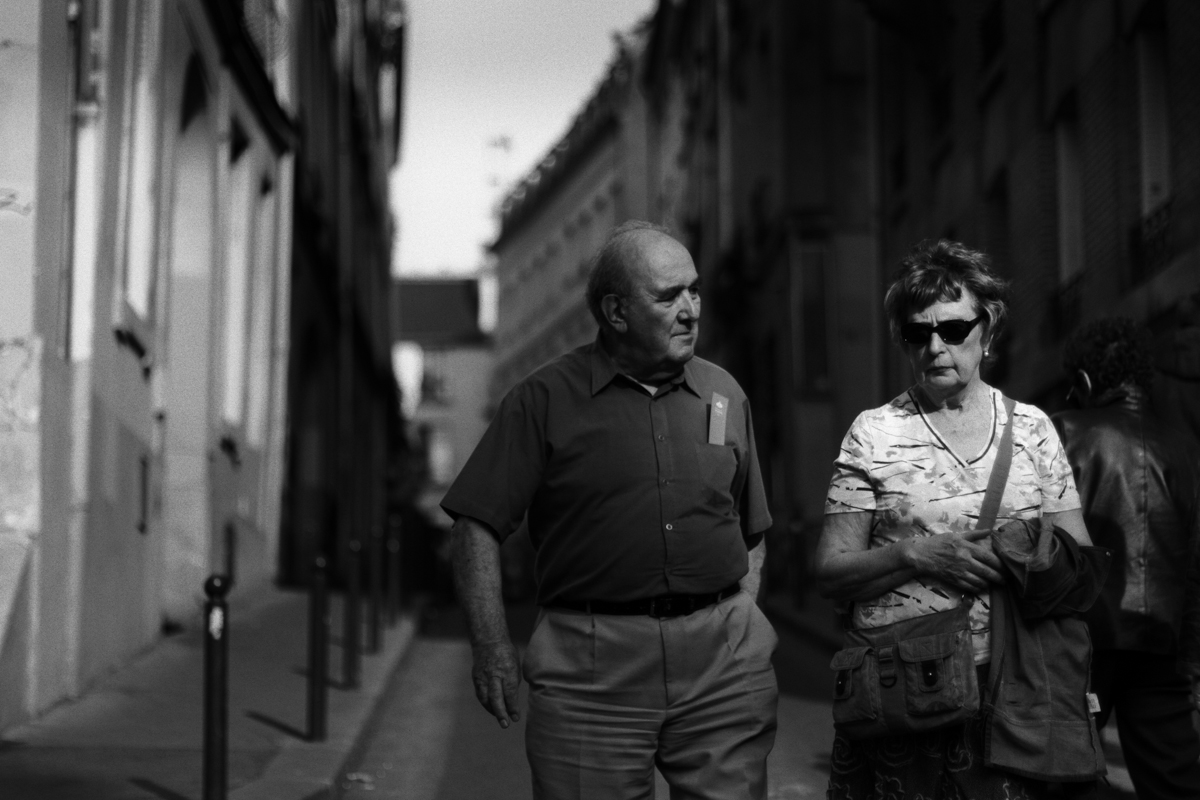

{"left": 441, "top": 221, "right": 778, "bottom": 799}
{"left": 1052, "top": 318, "right": 1200, "bottom": 800}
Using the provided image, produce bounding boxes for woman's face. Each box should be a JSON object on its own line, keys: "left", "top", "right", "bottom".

{"left": 903, "top": 290, "right": 990, "bottom": 402}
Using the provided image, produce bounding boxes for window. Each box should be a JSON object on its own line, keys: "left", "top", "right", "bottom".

{"left": 980, "top": 84, "right": 1008, "bottom": 186}
{"left": 929, "top": 76, "right": 953, "bottom": 139}
{"left": 983, "top": 175, "right": 1011, "bottom": 276}
{"left": 980, "top": 1, "right": 1004, "bottom": 69}
{"left": 1055, "top": 104, "right": 1085, "bottom": 285}
{"left": 1132, "top": 11, "right": 1173, "bottom": 280}
{"left": 122, "top": 0, "right": 163, "bottom": 320}
{"left": 790, "top": 241, "right": 830, "bottom": 397}
{"left": 1136, "top": 23, "right": 1171, "bottom": 217}
{"left": 244, "top": 180, "right": 276, "bottom": 447}
{"left": 222, "top": 123, "right": 254, "bottom": 425}
{"left": 890, "top": 143, "right": 908, "bottom": 191}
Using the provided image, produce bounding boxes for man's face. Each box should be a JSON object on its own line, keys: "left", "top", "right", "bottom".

{"left": 618, "top": 233, "right": 701, "bottom": 377}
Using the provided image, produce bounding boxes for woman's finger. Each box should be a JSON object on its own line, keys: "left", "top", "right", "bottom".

{"left": 973, "top": 563, "right": 1005, "bottom": 585}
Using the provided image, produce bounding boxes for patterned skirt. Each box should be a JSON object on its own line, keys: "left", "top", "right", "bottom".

{"left": 825, "top": 711, "right": 1094, "bottom": 800}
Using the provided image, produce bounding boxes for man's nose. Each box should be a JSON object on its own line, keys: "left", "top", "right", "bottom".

{"left": 679, "top": 292, "right": 700, "bottom": 320}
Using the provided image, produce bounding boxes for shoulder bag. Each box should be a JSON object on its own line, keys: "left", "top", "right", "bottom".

{"left": 829, "top": 395, "right": 1016, "bottom": 740}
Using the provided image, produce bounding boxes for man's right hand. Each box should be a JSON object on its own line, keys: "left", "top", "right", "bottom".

{"left": 471, "top": 639, "right": 522, "bottom": 729}
{"left": 451, "top": 515, "right": 524, "bottom": 730}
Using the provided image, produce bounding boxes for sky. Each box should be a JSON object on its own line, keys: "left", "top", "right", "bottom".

{"left": 389, "top": 0, "right": 657, "bottom": 277}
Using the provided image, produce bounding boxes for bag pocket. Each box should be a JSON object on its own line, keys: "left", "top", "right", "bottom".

{"left": 897, "top": 630, "right": 967, "bottom": 716}
{"left": 829, "top": 646, "right": 880, "bottom": 725}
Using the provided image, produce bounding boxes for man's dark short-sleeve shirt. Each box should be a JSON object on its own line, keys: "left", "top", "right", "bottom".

{"left": 441, "top": 337, "right": 773, "bottom": 606}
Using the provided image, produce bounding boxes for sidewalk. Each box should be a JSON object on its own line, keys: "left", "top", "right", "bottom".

{"left": 0, "top": 581, "right": 416, "bottom": 800}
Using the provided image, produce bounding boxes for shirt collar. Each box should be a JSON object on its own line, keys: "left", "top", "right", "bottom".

{"left": 588, "top": 335, "right": 702, "bottom": 398}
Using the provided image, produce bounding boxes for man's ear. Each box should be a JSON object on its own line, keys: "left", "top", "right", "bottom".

{"left": 601, "top": 295, "right": 627, "bottom": 333}
{"left": 1072, "top": 369, "right": 1093, "bottom": 407}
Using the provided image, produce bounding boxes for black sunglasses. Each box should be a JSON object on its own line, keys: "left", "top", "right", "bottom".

{"left": 900, "top": 316, "right": 982, "bottom": 346}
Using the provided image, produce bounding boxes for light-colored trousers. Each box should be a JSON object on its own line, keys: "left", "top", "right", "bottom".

{"left": 523, "top": 590, "right": 779, "bottom": 800}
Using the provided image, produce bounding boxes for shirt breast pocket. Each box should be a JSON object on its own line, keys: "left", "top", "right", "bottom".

{"left": 693, "top": 443, "right": 739, "bottom": 506}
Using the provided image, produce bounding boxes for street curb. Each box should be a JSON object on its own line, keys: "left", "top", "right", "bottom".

{"left": 229, "top": 615, "right": 418, "bottom": 800}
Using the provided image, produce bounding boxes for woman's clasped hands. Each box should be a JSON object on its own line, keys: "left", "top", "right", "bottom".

{"left": 902, "top": 529, "right": 1004, "bottom": 595}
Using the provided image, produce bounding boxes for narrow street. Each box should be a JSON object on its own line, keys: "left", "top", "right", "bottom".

{"left": 337, "top": 602, "right": 847, "bottom": 799}
{"left": 339, "top": 602, "right": 1140, "bottom": 800}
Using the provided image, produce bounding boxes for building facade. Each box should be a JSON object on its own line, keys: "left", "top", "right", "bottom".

{"left": 487, "top": 0, "right": 1200, "bottom": 613}
{"left": 277, "top": 0, "right": 407, "bottom": 588}
{"left": 0, "top": 0, "right": 406, "bottom": 732}
{"left": 867, "top": 0, "right": 1200, "bottom": 419}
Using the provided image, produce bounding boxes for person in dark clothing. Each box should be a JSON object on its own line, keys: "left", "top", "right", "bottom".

{"left": 1052, "top": 317, "right": 1200, "bottom": 800}
{"left": 443, "top": 222, "right": 778, "bottom": 800}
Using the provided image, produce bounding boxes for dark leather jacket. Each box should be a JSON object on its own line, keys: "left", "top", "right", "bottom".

{"left": 1052, "top": 387, "right": 1200, "bottom": 675}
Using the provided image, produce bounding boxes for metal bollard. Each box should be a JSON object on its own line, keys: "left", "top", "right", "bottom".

{"left": 343, "top": 539, "right": 362, "bottom": 688}
{"left": 368, "top": 525, "right": 383, "bottom": 653}
{"left": 307, "top": 555, "right": 329, "bottom": 741}
{"left": 203, "top": 575, "right": 230, "bottom": 800}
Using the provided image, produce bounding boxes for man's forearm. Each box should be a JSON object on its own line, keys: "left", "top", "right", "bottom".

{"left": 450, "top": 516, "right": 511, "bottom": 648}
{"left": 450, "top": 515, "right": 523, "bottom": 728}
{"left": 741, "top": 538, "right": 766, "bottom": 602}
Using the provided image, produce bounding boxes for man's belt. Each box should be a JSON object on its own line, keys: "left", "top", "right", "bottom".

{"left": 549, "top": 584, "right": 741, "bottom": 619}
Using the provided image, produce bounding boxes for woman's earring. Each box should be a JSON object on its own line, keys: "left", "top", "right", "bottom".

{"left": 984, "top": 349, "right": 990, "bottom": 357}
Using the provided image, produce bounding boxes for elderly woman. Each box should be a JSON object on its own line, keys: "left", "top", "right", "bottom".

{"left": 816, "top": 240, "right": 1093, "bottom": 800}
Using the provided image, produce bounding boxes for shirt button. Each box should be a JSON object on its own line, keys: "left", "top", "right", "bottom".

{"left": 665, "top": 523, "right": 674, "bottom": 530}
{"left": 661, "top": 478, "right": 669, "bottom": 485}
{"left": 657, "top": 434, "right": 665, "bottom": 441}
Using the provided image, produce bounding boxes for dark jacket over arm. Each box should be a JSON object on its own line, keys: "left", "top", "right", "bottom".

{"left": 983, "top": 519, "right": 1112, "bottom": 782}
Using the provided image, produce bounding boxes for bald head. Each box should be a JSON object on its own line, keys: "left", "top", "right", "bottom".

{"left": 585, "top": 221, "right": 677, "bottom": 330}
{"left": 585, "top": 221, "right": 701, "bottom": 382}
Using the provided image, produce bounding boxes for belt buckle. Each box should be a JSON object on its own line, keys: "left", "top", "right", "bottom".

{"left": 648, "top": 597, "right": 671, "bottom": 618}
{"left": 649, "top": 596, "right": 688, "bottom": 619}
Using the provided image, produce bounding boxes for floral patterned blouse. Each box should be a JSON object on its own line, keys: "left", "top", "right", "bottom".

{"left": 825, "top": 385, "right": 1082, "bottom": 663}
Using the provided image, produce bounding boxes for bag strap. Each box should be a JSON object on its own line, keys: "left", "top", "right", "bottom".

{"left": 976, "top": 395, "right": 1017, "bottom": 531}
{"left": 982, "top": 396, "right": 1017, "bottom": 715}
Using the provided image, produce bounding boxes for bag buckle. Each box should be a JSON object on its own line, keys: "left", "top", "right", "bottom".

{"left": 877, "top": 645, "right": 897, "bottom": 688}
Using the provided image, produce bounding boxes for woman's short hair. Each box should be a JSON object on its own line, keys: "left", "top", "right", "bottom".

{"left": 883, "top": 239, "right": 1010, "bottom": 352}
{"left": 585, "top": 220, "right": 673, "bottom": 328}
{"left": 1063, "top": 317, "right": 1155, "bottom": 394}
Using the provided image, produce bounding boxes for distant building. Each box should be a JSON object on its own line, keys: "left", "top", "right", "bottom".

{"left": 394, "top": 277, "right": 493, "bottom": 518}
{"left": 393, "top": 276, "right": 495, "bottom": 596}
{"left": 489, "top": 30, "right": 652, "bottom": 402}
